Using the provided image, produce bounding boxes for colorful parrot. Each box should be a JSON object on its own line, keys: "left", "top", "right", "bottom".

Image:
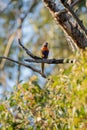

{"left": 41, "top": 42, "right": 49, "bottom": 74}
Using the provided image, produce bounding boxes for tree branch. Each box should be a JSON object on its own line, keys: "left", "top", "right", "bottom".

{"left": 0, "top": 1, "right": 11, "bottom": 14}
{"left": 0, "top": 56, "right": 46, "bottom": 78}
{"left": 24, "top": 58, "right": 75, "bottom": 64}
{"left": 70, "top": 0, "right": 82, "bottom": 7}
{"left": 0, "top": 32, "right": 17, "bottom": 69}
{"left": 43, "top": 0, "right": 87, "bottom": 49}
{"left": 61, "top": 0, "right": 87, "bottom": 35}
{"left": 18, "top": 39, "right": 41, "bottom": 59}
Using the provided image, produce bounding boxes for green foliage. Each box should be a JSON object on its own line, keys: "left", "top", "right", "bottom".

{"left": 1, "top": 52, "right": 87, "bottom": 129}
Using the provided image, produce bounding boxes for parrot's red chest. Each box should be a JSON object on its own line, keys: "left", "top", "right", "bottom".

{"left": 41, "top": 46, "right": 49, "bottom": 59}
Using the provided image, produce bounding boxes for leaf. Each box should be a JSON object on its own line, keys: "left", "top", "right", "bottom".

{"left": 10, "top": 100, "right": 17, "bottom": 107}
{"left": 22, "top": 83, "right": 29, "bottom": 90}
{"left": 0, "top": 105, "right": 5, "bottom": 111}
{"left": 7, "top": 126, "right": 13, "bottom": 130}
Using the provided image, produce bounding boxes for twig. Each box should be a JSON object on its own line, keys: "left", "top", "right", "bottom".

{"left": 0, "top": 56, "right": 46, "bottom": 78}
{"left": 24, "top": 58, "right": 75, "bottom": 64}
{"left": 0, "top": 1, "right": 11, "bottom": 14}
{"left": 70, "top": 0, "right": 82, "bottom": 8}
{"left": 18, "top": 39, "right": 41, "bottom": 59}
{"left": 21, "top": 0, "right": 39, "bottom": 23}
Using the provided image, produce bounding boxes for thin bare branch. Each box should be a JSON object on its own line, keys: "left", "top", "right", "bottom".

{"left": 0, "top": 56, "right": 46, "bottom": 78}
{"left": 21, "top": 0, "right": 39, "bottom": 23}
{"left": 0, "top": 1, "right": 11, "bottom": 14}
{"left": 24, "top": 58, "right": 75, "bottom": 64}
{"left": 70, "top": 0, "right": 82, "bottom": 7}
{"left": 18, "top": 39, "right": 41, "bottom": 59}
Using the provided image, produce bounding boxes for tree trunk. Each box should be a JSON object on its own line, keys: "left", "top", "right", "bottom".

{"left": 43, "top": 0, "right": 87, "bottom": 50}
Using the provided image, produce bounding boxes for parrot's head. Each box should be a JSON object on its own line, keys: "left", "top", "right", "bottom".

{"left": 43, "top": 42, "right": 48, "bottom": 47}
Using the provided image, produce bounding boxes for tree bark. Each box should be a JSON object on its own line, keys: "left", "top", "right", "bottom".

{"left": 43, "top": 0, "right": 87, "bottom": 49}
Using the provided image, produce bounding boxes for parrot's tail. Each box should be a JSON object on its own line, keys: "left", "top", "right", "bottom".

{"left": 41, "top": 63, "right": 44, "bottom": 74}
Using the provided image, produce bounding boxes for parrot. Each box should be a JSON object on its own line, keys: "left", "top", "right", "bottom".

{"left": 41, "top": 42, "right": 49, "bottom": 74}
